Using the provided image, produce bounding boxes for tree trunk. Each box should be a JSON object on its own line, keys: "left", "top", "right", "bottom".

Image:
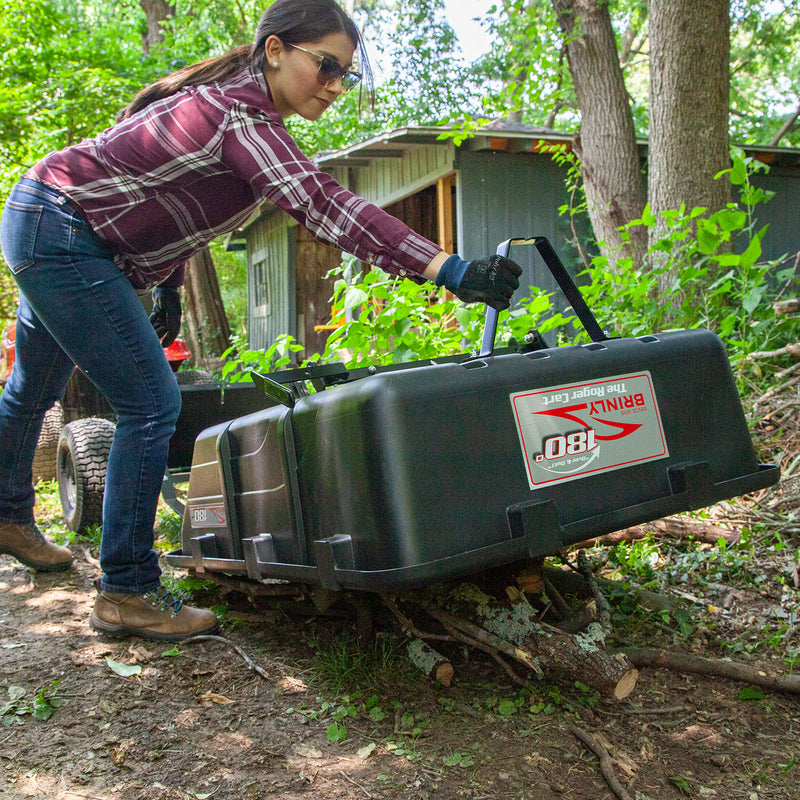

{"left": 139, "top": 0, "right": 173, "bottom": 54}
{"left": 183, "top": 248, "right": 231, "bottom": 368}
{"left": 551, "top": 0, "right": 647, "bottom": 269}
{"left": 648, "top": 0, "right": 731, "bottom": 290}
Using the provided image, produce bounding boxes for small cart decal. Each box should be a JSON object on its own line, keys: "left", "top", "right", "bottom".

{"left": 511, "top": 371, "right": 669, "bottom": 488}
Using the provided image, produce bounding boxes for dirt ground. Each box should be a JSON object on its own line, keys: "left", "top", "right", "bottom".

{"left": 2, "top": 511, "right": 800, "bottom": 800}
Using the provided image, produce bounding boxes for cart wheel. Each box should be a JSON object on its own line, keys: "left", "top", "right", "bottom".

{"left": 32, "top": 402, "right": 64, "bottom": 483}
{"left": 175, "top": 369, "right": 216, "bottom": 386}
{"left": 57, "top": 418, "right": 116, "bottom": 532}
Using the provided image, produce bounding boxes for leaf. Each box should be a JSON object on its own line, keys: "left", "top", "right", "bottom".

{"left": 326, "top": 721, "right": 347, "bottom": 742}
{"left": 196, "top": 693, "right": 234, "bottom": 705}
{"left": 7, "top": 686, "right": 26, "bottom": 702}
{"left": 105, "top": 658, "right": 142, "bottom": 678}
{"left": 368, "top": 706, "right": 387, "bottom": 722}
{"left": 357, "top": 742, "right": 377, "bottom": 759}
{"left": 738, "top": 687, "right": 765, "bottom": 701}
{"left": 497, "top": 700, "right": 518, "bottom": 718}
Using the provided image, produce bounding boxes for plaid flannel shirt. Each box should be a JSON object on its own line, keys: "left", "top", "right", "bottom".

{"left": 27, "top": 66, "right": 441, "bottom": 290}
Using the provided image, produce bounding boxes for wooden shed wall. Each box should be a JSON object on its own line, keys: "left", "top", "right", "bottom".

{"left": 344, "top": 143, "right": 455, "bottom": 206}
{"left": 246, "top": 213, "right": 296, "bottom": 349}
{"left": 751, "top": 166, "right": 800, "bottom": 265}
{"left": 455, "top": 149, "right": 581, "bottom": 297}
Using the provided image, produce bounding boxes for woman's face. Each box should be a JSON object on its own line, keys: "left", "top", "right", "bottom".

{"left": 265, "top": 32, "right": 356, "bottom": 121}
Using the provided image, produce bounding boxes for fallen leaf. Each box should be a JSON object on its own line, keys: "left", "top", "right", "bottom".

{"left": 105, "top": 658, "right": 142, "bottom": 677}
{"left": 357, "top": 742, "right": 377, "bottom": 759}
{"left": 127, "top": 644, "right": 152, "bottom": 664}
{"left": 277, "top": 676, "right": 308, "bottom": 695}
{"left": 196, "top": 693, "right": 234, "bottom": 705}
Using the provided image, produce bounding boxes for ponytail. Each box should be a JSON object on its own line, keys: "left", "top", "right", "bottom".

{"left": 118, "top": 0, "right": 374, "bottom": 121}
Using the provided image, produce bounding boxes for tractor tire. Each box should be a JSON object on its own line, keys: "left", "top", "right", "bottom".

{"left": 32, "top": 402, "right": 64, "bottom": 483}
{"left": 57, "top": 418, "right": 116, "bottom": 533}
{"left": 175, "top": 369, "right": 216, "bottom": 386}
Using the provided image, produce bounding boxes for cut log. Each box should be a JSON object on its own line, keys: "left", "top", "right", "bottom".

{"left": 416, "top": 585, "right": 638, "bottom": 700}
{"left": 518, "top": 623, "right": 638, "bottom": 700}
{"left": 406, "top": 638, "right": 454, "bottom": 687}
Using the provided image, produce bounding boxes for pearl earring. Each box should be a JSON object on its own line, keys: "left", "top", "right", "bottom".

{"left": 272, "top": 61, "right": 279, "bottom": 68}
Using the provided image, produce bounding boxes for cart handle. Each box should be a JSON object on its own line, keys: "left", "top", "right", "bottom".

{"left": 478, "top": 236, "right": 609, "bottom": 358}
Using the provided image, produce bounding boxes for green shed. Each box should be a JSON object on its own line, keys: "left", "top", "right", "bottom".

{"left": 227, "top": 120, "right": 800, "bottom": 358}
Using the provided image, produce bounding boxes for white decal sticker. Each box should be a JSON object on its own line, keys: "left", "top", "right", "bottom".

{"left": 189, "top": 504, "right": 227, "bottom": 528}
{"left": 511, "top": 371, "right": 668, "bottom": 488}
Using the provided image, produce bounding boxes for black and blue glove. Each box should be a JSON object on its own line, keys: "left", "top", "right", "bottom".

{"left": 435, "top": 254, "right": 522, "bottom": 311}
{"left": 149, "top": 286, "right": 182, "bottom": 347}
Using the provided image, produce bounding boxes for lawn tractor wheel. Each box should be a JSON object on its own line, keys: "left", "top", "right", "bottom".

{"left": 32, "top": 402, "right": 64, "bottom": 483}
{"left": 57, "top": 418, "right": 116, "bottom": 532}
{"left": 175, "top": 369, "right": 216, "bottom": 385}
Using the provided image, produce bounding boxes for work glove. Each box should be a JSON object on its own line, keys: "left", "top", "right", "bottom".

{"left": 149, "top": 286, "right": 182, "bottom": 347}
{"left": 435, "top": 254, "right": 522, "bottom": 311}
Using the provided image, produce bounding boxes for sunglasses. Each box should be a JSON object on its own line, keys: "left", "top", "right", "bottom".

{"left": 291, "top": 44, "right": 362, "bottom": 93}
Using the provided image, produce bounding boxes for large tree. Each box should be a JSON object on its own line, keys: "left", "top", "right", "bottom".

{"left": 551, "top": 0, "right": 647, "bottom": 268}
{"left": 648, "top": 0, "right": 732, "bottom": 288}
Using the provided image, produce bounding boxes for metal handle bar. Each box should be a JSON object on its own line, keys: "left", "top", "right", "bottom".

{"left": 478, "top": 236, "right": 608, "bottom": 358}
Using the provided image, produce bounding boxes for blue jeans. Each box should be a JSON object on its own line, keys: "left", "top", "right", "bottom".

{"left": 0, "top": 178, "right": 181, "bottom": 593}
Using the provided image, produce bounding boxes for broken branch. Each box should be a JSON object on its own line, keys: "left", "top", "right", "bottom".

{"left": 622, "top": 647, "right": 800, "bottom": 694}
{"left": 567, "top": 723, "right": 633, "bottom": 800}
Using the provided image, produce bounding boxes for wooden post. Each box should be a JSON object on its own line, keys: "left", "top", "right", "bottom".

{"left": 436, "top": 173, "right": 456, "bottom": 254}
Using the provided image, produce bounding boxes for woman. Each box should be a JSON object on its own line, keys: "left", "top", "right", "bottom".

{"left": 0, "top": 0, "right": 521, "bottom": 641}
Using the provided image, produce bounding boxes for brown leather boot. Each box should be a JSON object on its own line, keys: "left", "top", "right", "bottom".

{"left": 0, "top": 522, "right": 73, "bottom": 571}
{"left": 90, "top": 585, "right": 219, "bottom": 642}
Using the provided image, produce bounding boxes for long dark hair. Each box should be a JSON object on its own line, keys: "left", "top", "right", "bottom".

{"left": 119, "top": 0, "right": 373, "bottom": 120}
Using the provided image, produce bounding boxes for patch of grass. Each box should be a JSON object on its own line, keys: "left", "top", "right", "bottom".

{"left": 312, "top": 631, "right": 412, "bottom": 697}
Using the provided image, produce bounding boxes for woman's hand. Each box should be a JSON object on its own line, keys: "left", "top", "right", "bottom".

{"left": 434, "top": 254, "right": 522, "bottom": 311}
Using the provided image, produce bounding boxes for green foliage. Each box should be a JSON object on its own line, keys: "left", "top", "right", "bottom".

{"left": 579, "top": 152, "right": 797, "bottom": 361}
{"left": 320, "top": 257, "right": 573, "bottom": 367}
{"left": 1, "top": 681, "right": 63, "bottom": 725}
{"left": 312, "top": 633, "right": 410, "bottom": 696}
{"left": 472, "top": 0, "right": 576, "bottom": 129}
{"left": 730, "top": 0, "right": 800, "bottom": 147}
{"left": 220, "top": 333, "right": 305, "bottom": 382}
{"left": 209, "top": 240, "right": 248, "bottom": 338}
{"left": 155, "top": 506, "right": 183, "bottom": 547}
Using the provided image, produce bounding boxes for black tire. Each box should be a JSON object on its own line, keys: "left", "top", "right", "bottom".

{"left": 32, "top": 402, "right": 64, "bottom": 482}
{"left": 175, "top": 369, "right": 216, "bottom": 386}
{"left": 57, "top": 418, "right": 116, "bottom": 532}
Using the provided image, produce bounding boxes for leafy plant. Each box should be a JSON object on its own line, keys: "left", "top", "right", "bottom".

{"left": 579, "top": 151, "right": 796, "bottom": 365}
{"left": 1, "top": 681, "right": 63, "bottom": 724}
{"left": 220, "top": 333, "right": 306, "bottom": 383}
{"left": 320, "top": 258, "right": 573, "bottom": 368}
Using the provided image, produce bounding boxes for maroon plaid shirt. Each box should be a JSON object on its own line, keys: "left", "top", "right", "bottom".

{"left": 27, "top": 66, "right": 441, "bottom": 290}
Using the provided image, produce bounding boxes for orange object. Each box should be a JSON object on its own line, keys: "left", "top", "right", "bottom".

{"left": 1, "top": 323, "right": 15, "bottom": 382}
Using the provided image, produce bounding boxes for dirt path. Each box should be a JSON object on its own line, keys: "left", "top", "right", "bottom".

{"left": 2, "top": 547, "right": 799, "bottom": 800}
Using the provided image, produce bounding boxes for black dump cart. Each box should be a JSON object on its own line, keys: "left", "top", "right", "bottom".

{"left": 163, "top": 238, "right": 778, "bottom": 592}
